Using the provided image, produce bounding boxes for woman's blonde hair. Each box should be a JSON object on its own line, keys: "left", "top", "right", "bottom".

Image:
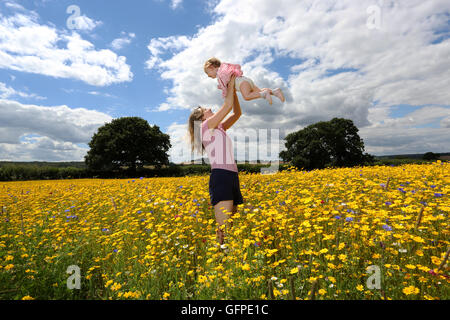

{"left": 188, "top": 106, "right": 205, "bottom": 154}
{"left": 204, "top": 57, "right": 221, "bottom": 72}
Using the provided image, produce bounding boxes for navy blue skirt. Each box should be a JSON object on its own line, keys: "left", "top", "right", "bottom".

{"left": 209, "top": 169, "right": 244, "bottom": 206}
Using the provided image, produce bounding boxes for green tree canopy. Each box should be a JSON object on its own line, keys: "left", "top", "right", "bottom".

{"left": 423, "top": 152, "right": 440, "bottom": 160}
{"left": 280, "top": 118, "right": 373, "bottom": 170}
{"left": 85, "top": 117, "right": 171, "bottom": 172}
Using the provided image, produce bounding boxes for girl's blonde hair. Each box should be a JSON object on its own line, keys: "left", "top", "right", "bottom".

{"left": 204, "top": 57, "right": 221, "bottom": 72}
{"left": 188, "top": 106, "right": 205, "bottom": 154}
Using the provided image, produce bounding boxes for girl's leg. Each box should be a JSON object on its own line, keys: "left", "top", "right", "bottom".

{"left": 214, "top": 200, "right": 234, "bottom": 245}
{"left": 239, "top": 81, "right": 262, "bottom": 101}
{"left": 240, "top": 82, "right": 272, "bottom": 104}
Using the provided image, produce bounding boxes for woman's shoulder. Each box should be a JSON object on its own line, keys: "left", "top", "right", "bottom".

{"left": 202, "top": 118, "right": 224, "bottom": 132}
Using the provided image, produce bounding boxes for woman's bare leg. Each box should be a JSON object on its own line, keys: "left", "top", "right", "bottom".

{"left": 214, "top": 200, "right": 234, "bottom": 245}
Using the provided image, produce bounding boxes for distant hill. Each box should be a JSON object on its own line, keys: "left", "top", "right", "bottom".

{"left": 0, "top": 161, "right": 86, "bottom": 168}
{"left": 1, "top": 152, "right": 448, "bottom": 168}
{"left": 374, "top": 152, "right": 450, "bottom": 160}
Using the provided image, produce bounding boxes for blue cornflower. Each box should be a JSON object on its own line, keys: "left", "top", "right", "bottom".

{"left": 385, "top": 201, "right": 392, "bottom": 206}
{"left": 382, "top": 224, "right": 392, "bottom": 231}
{"left": 434, "top": 193, "right": 443, "bottom": 197}
{"left": 345, "top": 217, "right": 353, "bottom": 222}
{"left": 334, "top": 216, "right": 341, "bottom": 220}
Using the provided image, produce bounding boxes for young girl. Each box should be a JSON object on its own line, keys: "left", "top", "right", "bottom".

{"left": 204, "top": 57, "right": 285, "bottom": 105}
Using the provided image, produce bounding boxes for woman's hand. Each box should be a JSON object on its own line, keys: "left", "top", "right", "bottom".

{"left": 228, "top": 75, "right": 236, "bottom": 91}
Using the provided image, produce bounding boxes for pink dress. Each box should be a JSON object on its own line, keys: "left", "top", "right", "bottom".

{"left": 217, "top": 62, "right": 243, "bottom": 99}
{"left": 201, "top": 118, "right": 238, "bottom": 173}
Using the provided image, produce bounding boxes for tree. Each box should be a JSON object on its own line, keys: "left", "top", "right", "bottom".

{"left": 85, "top": 117, "right": 171, "bottom": 172}
{"left": 280, "top": 118, "right": 373, "bottom": 170}
{"left": 423, "top": 152, "right": 439, "bottom": 161}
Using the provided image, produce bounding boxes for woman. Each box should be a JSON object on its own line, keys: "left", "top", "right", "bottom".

{"left": 188, "top": 75, "right": 244, "bottom": 245}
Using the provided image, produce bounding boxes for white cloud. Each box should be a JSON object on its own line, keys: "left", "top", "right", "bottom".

{"left": 0, "top": 99, "right": 113, "bottom": 161}
{"left": 0, "top": 11, "right": 133, "bottom": 86}
{"left": 146, "top": 0, "right": 450, "bottom": 160}
{"left": 0, "top": 82, "right": 46, "bottom": 100}
{"left": 110, "top": 32, "right": 136, "bottom": 50}
{"left": 4, "top": 1, "right": 26, "bottom": 11}
{"left": 88, "top": 91, "right": 117, "bottom": 99}
{"left": 171, "top": 0, "right": 183, "bottom": 10}
{"left": 71, "top": 15, "right": 102, "bottom": 32}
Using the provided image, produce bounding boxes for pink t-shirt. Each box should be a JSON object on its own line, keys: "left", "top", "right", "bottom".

{"left": 217, "top": 62, "right": 243, "bottom": 99}
{"left": 201, "top": 118, "right": 238, "bottom": 173}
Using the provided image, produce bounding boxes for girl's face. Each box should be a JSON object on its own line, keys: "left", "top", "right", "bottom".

{"left": 205, "top": 66, "right": 218, "bottom": 79}
{"left": 200, "top": 107, "right": 213, "bottom": 121}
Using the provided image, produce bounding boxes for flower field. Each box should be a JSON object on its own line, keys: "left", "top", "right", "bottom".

{"left": 0, "top": 162, "right": 449, "bottom": 300}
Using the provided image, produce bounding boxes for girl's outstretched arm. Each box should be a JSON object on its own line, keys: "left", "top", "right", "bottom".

{"left": 206, "top": 76, "right": 236, "bottom": 130}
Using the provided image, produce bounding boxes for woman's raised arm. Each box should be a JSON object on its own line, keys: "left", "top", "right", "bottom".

{"left": 206, "top": 76, "right": 236, "bottom": 130}
{"left": 221, "top": 90, "right": 241, "bottom": 131}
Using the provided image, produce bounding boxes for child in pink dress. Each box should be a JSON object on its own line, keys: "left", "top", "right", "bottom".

{"left": 204, "top": 57, "right": 285, "bottom": 105}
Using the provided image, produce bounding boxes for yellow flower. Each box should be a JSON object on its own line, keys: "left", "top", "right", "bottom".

{"left": 318, "top": 289, "right": 326, "bottom": 295}
{"left": 105, "top": 280, "right": 113, "bottom": 288}
{"left": 21, "top": 295, "right": 34, "bottom": 300}
{"left": 241, "top": 264, "right": 251, "bottom": 271}
{"left": 4, "top": 264, "right": 14, "bottom": 271}
{"left": 356, "top": 284, "right": 364, "bottom": 291}
{"left": 402, "top": 286, "right": 419, "bottom": 295}
{"left": 405, "top": 264, "right": 416, "bottom": 270}
{"left": 110, "top": 282, "right": 122, "bottom": 291}
{"left": 319, "top": 248, "right": 329, "bottom": 254}
{"left": 290, "top": 267, "right": 299, "bottom": 274}
{"left": 431, "top": 256, "right": 441, "bottom": 266}
{"left": 162, "top": 292, "right": 170, "bottom": 299}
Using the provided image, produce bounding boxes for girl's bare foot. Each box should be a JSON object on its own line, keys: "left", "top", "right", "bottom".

{"left": 272, "top": 88, "right": 285, "bottom": 102}
{"left": 262, "top": 89, "right": 272, "bottom": 105}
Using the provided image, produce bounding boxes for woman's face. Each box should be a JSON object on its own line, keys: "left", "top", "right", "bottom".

{"left": 200, "top": 107, "right": 213, "bottom": 121}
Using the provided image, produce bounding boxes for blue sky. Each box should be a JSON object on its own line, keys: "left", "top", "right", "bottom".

{"left": 0, "top": 0, "right": 449, "bottom": 162}
{"left": 1, "top": 0, "right": 211, "bottom": 126}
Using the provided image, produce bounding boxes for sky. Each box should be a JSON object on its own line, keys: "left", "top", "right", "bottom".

{"left": 0, "top": 0, "right": 449, "bottom": 163}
